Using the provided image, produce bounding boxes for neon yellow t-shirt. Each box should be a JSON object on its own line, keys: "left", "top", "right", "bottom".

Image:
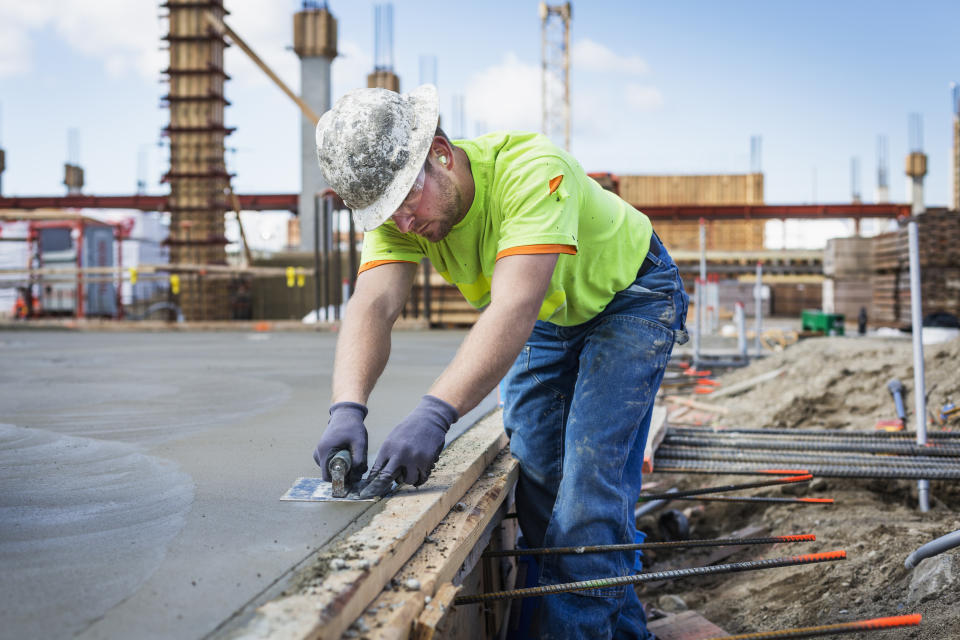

{"left": 358, "top": 131, "right": 653, "bottom": 326}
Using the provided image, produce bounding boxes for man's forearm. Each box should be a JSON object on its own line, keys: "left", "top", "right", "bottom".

{"left": 428, "top": 299, "right": 539, "bottom": 415}
{"left": 331, "top": 297, "right": 394, "bottom": 404}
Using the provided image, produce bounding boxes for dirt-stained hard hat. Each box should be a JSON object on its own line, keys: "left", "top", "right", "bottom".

{"left": 315, "top": 84, "right": 439, "bottom": 232}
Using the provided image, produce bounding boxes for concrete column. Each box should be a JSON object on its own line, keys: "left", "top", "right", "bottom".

{"left": 294, "top": 7, "right": 337, "bottom": 252}
{"left": 299, "top": 56, "right": 333, "bottom": 251}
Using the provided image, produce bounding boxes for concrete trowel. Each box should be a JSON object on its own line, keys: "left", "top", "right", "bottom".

{"left": 280, "top": 449, "right": 378, "bottom": 502}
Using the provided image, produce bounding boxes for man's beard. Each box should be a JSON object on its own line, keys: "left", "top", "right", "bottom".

{"left": 425, "top": 169, "right": 464, "bottom": 242}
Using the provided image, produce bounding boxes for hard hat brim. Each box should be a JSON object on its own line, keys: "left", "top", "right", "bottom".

{"left": 350, "top": 84, "right": 440, "bottom": 232}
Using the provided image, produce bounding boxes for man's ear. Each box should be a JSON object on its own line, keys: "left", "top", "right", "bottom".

{"left": 431, "top": 137, "right": 453, "bottom": 167}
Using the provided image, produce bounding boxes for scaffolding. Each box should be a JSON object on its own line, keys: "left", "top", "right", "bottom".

{"left": 161, "top": 0, "right": 233, "bottom": 320}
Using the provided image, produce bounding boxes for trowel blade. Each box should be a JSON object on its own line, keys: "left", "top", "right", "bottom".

{"left": 280, "top": 477, "right": 378, "bottom": 502}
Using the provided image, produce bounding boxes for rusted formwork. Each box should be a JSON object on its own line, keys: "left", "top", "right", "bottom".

{"left": 162, "top": 0, "right": 232, "bottom": 320}
{"left": 367, "top": 70, "right": 399, "bottom": 91}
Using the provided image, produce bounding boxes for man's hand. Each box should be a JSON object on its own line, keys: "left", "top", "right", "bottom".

{"left": 358, "top": 395, "right": 459, "bottom": 499}
{"left": 313, "top": 402, "right": 369, "bottom": 483}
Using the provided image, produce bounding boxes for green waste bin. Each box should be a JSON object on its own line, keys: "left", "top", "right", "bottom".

{"left": 801, "top": 309, "right": 845, "bottom": 336}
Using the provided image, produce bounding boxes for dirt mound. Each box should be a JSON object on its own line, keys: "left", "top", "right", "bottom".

{"left": 644, "top": 336, "right": 960, "bottom": 638}
{"left": 716, "top": 336, "right": 960, "bottom": 432}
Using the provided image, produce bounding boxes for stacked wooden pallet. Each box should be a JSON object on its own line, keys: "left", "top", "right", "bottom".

{"left": 822, "top": 237, "right": 873, "bottom": 320}
{"left": 870, "top": 210, "right": 960, "bottom": 325}
{"left": 770, "top": 282, "right": 822, "bottom": 317}
{"left": 619, "top": 173, "right": 764, "bottom": 206}
{"left": 621, "top": 173, "right": 766, "bottom": 251}
{"left": 654, "top": 219, "right": 766, "bottom": 252}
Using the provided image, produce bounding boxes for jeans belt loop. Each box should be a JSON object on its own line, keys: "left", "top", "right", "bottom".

{"left": 638, "top": 233, "right": 661, "bottom": 277}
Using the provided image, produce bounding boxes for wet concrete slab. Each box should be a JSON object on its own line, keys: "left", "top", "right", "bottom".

{"left": 0, "top": 331, "right": 495, "bottom": 640}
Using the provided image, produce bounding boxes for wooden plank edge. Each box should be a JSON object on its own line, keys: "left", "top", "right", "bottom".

{"left": 226, "top": 410, "right": 508, "bottom": 640}
{"left": 361, "top": 450, "right": 519, "bottom": 638}
{"left": 642, "top": 405, "right": 668, "bottom": 474}
{"left": 663, "top": 395, "right": 730, "bottom": 416}
{"left": 413, "top": 583, "right": 459, "bottom": 640}
{"left": 707, "top": 367, "right": 785, "bottom": 399}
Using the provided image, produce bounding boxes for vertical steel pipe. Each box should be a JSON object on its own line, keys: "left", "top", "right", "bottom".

{"left": 907, "top": 207, "right": 929, "bottom": 511}
{"left": 699, "top": 219, "right": 707, "bottom": 337}
{"left": 735, "top": 301, "right": 747, "bottom": 358}
{"left": 754, "top": 261, "right": 763, "bottom": 356}
{"left": 693, "top": 278, "right": 702, "bottom": 366}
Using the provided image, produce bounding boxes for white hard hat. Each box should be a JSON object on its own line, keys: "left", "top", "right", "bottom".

{"left": 315, "top": 84, "right": 440, "bottom": 232}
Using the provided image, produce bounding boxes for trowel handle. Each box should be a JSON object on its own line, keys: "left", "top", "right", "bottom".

{"left": 328, "top": 448, "right": 352, "bottom": 477}
{"left": 328, "top": 449, "right": 353, "bottom": 498}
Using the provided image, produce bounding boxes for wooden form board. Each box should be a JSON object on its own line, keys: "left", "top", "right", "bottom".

{"left": 358, "top": 449, "right": 519, "bottom": 639}
{"left": 642, "top": 405, "right": 668, "bottom": 474}
{"left": 226, "top": 411, "right": 509, "bottom": 640}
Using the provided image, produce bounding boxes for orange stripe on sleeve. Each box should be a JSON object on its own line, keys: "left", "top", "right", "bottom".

{"left": 357, "top": 259, "right": 419, "bottom": 274}
{"left": 496, "top": 244, "right": 577, "bottom": 261}
{"left": 549, "top": 175, "right": 564, "bottom": 194}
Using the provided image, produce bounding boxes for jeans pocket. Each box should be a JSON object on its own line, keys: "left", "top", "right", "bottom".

{"left": 619, "top": 282, "right": 671, "bottom": 300}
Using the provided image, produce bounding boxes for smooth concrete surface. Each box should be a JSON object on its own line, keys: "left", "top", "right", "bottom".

{"left": 0, "top": 331, "right": 495, "bottom": 640}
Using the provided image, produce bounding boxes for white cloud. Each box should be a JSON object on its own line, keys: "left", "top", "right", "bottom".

{"left": 0, "top": 0, "right": 308, "bottom": 85}
{"left": 0, "top": 21, "right": 32, "bottom": 76}
{"left": 625, "top": 84, "right": 664, "bottom": 111}
{"left": 0, "top": 0, "right": 163, "bottom": 79}
{"left": 573, "top": 38, "right": 649, "bottom": 75}
{"left": 332, "top": 40, "right": 374, "bottom": 98}
{"left": 464, "top": 53, "right": 540, "bottom": 133}
{"left": 223, "top": 0, "right": 298, "bottom": 90}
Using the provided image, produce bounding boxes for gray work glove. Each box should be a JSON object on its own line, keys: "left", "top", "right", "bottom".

{"left": 358, "top": 395, "right": 459, "bottom": 499}
{"left": 313, "top": 401, "right": 368, "bottom": 484}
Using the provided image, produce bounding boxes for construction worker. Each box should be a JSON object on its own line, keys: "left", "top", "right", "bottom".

{"left": 312, "top": 85, "right": 688, "bottom": 639}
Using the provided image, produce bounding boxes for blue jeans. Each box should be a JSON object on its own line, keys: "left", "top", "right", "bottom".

{"left": 502, "top": 234, "right": 688, "bottom": 640}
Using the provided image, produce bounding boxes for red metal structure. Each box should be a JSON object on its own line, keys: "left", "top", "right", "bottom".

{"left": 0, "top": 195, "right": 909, "bottom": 220}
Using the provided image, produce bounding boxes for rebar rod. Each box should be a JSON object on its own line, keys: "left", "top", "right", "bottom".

{"left": 481, "top": 534, "right": 816, "bottom": 558}
{"left": 454, "top": 550, "right": 846, "bottom": 604}
{"left": 657, "top": 445, "right": 960, "bottom": 469}
{"left": 705, "top": 613, "right": 921, "bottom": 640}
{"left": 654, "top": 460, "right": 960, "bottom": 480}
{"left": 668, "top": 426, "right": 960, "bottom": 440}
{"left": 638, "top": 474, "right": 811, "bottom": 501}
{"left": 663, "top": 434, "right": 960, "bottom": 457}
{"left": 654, "top": 467, "right": 811, "bottom": 477}
{"left": 666, "top": 495, "right": 834, "bottom": 505}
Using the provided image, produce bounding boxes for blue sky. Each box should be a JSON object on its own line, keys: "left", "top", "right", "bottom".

{"left": 1, "top": 0, "right": 958, "bottom": 210}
